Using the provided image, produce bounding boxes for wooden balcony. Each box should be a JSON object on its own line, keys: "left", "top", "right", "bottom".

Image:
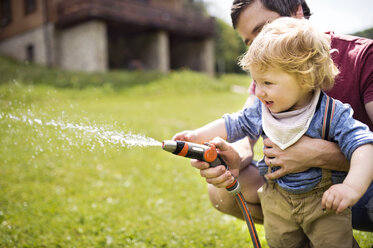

{"left": 57, "top": 0, "right": 215, "bottom": 37}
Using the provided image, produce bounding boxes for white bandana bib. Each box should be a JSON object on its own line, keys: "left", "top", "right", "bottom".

{"left": 262, "top": 89, "right": 320, "bottom": 150}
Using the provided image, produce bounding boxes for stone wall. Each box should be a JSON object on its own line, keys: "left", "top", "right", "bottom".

{"left": 170, "top": 36, "right": 214, "bottom": 75}
{"left": 141, "top": 31, "right": 170, "bottom": 73}
{"left": 0, "top": 0, "right": 215, "bottom": 74}
{"left": 57, "top": 20, "right": 107, "bottom": 72}
{"left": 0, "top": 23, "right": 55, "bottom": 66}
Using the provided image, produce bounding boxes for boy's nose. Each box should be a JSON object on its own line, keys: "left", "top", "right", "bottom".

{"left": 255, "top": 86, "right": 265, "bottom": 98}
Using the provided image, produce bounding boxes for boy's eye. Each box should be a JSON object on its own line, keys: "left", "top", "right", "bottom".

{"left": 264, "top": 81, "right": 272, "bottom": 85}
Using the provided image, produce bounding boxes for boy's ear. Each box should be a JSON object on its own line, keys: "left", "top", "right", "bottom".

{"left": 299, "top": 77, "right": 311, "bottom": 90}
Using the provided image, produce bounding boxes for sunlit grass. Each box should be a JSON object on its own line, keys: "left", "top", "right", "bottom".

{"left": 0, "top": 57, "right": 372, "bottom": 247}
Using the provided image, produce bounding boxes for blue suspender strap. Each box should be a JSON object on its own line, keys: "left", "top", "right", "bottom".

{"left": 321, "top": 94, "right": 335, "bottom": 182}
{"left": 322, "top": 95, "right": 336, "bottom": 141}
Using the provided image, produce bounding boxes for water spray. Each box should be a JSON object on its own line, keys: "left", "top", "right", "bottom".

{"left": 2, "top": 111, "right": 260, "bottom": 246}
{"left": 162, "top": 140, "right": 261, "bottom": 248}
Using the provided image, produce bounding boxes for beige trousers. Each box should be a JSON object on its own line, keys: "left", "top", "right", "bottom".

{"left": 258, "top": 177, "right": 355, "bottom": 248}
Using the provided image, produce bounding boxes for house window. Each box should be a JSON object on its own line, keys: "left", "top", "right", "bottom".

{"left": 24, "top": 0, "right": 36, "bottom": 15}
{"left": 0, "top": 0, "right": 12, "bottom": 27}
{"left": 26, "top": 44, "right": 35, "bottom": 62}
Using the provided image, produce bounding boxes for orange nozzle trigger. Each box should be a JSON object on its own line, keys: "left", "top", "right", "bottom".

{"left": 204, "top": 144, "right": 218, "bottom": 163}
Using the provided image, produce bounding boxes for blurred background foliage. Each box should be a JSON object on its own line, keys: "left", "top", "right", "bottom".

{"left": 352, "top": 27, "right": 373, "bottom": 39}
{"left": 214, "top": 18, "right": 247, "bottom": 75}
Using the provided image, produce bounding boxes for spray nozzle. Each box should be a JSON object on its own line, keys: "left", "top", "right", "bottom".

{"left": 161, "top": 140, "right": 219, "bottom": 164}
{"left": 161, "top": 140, "right": 240, "bottom": 195}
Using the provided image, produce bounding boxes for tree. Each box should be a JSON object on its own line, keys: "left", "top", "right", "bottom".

{"left": 214, "top": 18, "right": 247, "bottom": 74}
{"left": 183, "top": 0, "right": 246, "bottom": 74}
{"left": 352, "top": 27, "right": 373, "bottom": 39}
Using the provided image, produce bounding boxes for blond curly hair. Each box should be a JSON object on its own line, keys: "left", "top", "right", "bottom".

{"left": 239, "top": 17, "right": 339, "bottom": 91}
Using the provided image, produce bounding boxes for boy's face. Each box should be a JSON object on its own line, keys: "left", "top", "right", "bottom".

{"left": 236, "top": 0, "right": 281, "bottom": 46}
{"left": 251, "top": 67, "right": 312, "bottom": 113}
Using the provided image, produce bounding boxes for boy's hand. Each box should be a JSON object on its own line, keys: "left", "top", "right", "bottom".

{"left": 322, "top": 183, "right": 360, "bottom": 214}
{"left": 172, "top": 130, "right": 200, "bottom": 143}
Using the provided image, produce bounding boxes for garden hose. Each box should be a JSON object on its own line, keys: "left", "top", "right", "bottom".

{"left": 162, "top": 140, "right": 261, "bottom": 248}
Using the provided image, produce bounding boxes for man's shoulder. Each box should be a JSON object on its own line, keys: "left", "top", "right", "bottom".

{"left": 329, "top": 32, "right": 373, "bottom": 89}
{"left": 331, "top": 32, "right": 373, "bottom": 52}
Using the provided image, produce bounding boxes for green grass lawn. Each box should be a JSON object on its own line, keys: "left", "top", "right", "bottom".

{"left": 0, "top": 57, "right": 372, "bottom": 247}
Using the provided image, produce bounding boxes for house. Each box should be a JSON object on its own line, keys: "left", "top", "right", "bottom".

{"left": 0, "top": 0, "right": 216, "bottom": 74}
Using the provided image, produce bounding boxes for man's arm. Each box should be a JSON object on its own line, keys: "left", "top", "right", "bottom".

{"left": 365, "top": 101, "right": 373, "bottom": 125}
{"left": 263, "top": 136, "right": 350, "bottom": 180}
{"left": 232, "top": 137, "right": 256, "bottom": 171}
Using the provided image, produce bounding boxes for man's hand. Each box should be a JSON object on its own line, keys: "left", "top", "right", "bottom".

{"left": 190, "top": 137, "right": 241, "bottom": 188}
{"left": 263, "top": 136, "right": 314, "bottom": 179}
{"left": 263, "top": 136, "right": 349, "bottom": 180}
{"left": 211, "top": 137, "right": 241, "bottom": 178}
